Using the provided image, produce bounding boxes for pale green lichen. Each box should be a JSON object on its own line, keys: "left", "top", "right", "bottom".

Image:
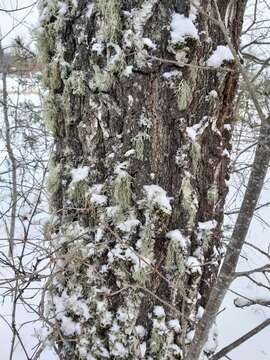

{"left": 43, "top": 93, "right": 60, "bottom": 135}
{"left": 132, "top": 132, "right": 150, "bottom": 161}
{"left": 165, "top": 240, "right": 185, "bottom": 277}
{"left": 150, "top": 330, "right": 165, "bottom": 354}
{"left": 90, "top": 46, "right": 126, "bottom": 92}
{"left": 40, "top": 40, "right": 67, "bottom": 88}
{"left": 36, "top": 25, "right": 56, "bottom": 63}
{"left": 189, "top": 59, "right": 199, "bottom": 84}
{"left": 132, "top": 267, "right": 149, "bottom": 284}
{"left": 176, "top": 79, "right": 193, "bottom": 111}
{"left": 49, "top": 60, "right": 62, "bottom": 90}
{"left": 90, "top": 65, "right": 114, "bottom": 92}
{"left": 150, "top": 310, "right": 168, "bottom": 356}
{"left": 65, "top": 70, "right": 86, "bottom": 95}
{"left": 207, "top": 184, "right": 219, "bottom": 205}
{"left": 42, "top": 0, "right": 58, "bottom": 14}
{"left": 68, "top": 180, "right": 88, "bottom": 205}
{"left": 47, "top": 159, "right": 61, "bottom": 195}
{"left": 113, "top": 171, "right": 132, "bottom": 210}
{"left": 42, "top": 65, "right": 51, "bottom": 88}
{"left": 106, "top": 206, "right": 125, "bottom": 225}
{"left": 200, "top": 226, "right": 216, "bottom": 252}
{"left": 139, "top": 221, "right": 154, "bottom": 259}
{"left": 96, "top": 0, "right": 121, "bottom": 42}
{"left": 202, "top": 232, "right": 211, "bottom": 251}
{"left": 180, "top": 176, "right": 198, "bottom": 228}
{"left": 132, "top": 206, "right": 157, "bottom": 284}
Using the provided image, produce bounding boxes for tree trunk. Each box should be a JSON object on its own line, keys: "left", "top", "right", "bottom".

{"left": 39, "top": 1, "right": 246, "bottom": 358}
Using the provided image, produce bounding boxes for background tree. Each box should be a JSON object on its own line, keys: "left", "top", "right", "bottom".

{"left": 0, "top": 34, "right": 52, "bottom": 359}
{"left": 38, "top": 1, "right": 248, "bottom": 359}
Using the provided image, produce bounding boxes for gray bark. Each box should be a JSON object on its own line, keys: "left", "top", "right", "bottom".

{"left": 39, "top": 1, "right": 245, "bottom": 358}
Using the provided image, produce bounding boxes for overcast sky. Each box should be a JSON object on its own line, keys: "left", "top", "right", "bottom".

{"left": 0, "top": 0, "right": 38, "bottom": 49}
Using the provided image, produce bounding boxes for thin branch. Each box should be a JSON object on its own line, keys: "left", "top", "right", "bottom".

{"left": 0, "top": 2, "right": 38, "bottom": 13}
{"left": 211, "top": 319, "right": 270, "bottom": 360}
{"left": 234, "top": 264, "right": 270, "bottom": 278}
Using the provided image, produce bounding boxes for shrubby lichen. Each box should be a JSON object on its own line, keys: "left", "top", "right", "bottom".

{"left": 165, "top": 240, "right": 186, "bottom": 277}
{"left": 177, "top": 79, "right": 193, "bottom": 111}
{"left": 90, "top": 46, "right": 125, "bottom": 92}
{"left": 113, "top": 170, "right": 132, "bottom": 210}
{"left": 65, "top": 70, "right": 86, "bottom": 95}
{"left": 96, "top": 0, "right": 121, "bottom": 42}
{"left": 132, "top": 132, "right": 150, "bottom": 161}
{"left": 150, "top": 308, "right": 169, "bottom": 356}
{"left": 68, "top": 180, "right": 89, "bottom": 205}
{"left": 207, "top": 184, "right": 219, "bottom": 205}
{"left": 180, "top": 175, "right": 198, "bottom": 228}
{"left": 90, "top": 65, "right": 114, "bottom": 92}
{"left": 36, "top": 25, "right": 56, "bottom": 63}
{"left": 49, "top": 60, "right": 62, "bottom": 90}
{"left": 43, "top": 93, "right": 61, "bottom": 135}
{"left": 47, "top": 158, "right": 61, "bottom": 196}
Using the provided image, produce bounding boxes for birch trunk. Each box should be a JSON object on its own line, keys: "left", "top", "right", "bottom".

{"left": 39, "top": 1, "right": 245, "bottom": 358}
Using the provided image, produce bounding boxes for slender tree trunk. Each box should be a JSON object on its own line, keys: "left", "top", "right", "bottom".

{"left": 186, "top": 118, "right": 270, "bottom": 360}
{"left": 39, "top": 1, "right": 246, "bottom": 358}
{"left": 0, "top": 41, "right": 18, "bottom": 258}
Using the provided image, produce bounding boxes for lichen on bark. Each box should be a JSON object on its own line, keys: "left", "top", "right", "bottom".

{"left": 39, "top": 0, "right": 245, "bottom": 358}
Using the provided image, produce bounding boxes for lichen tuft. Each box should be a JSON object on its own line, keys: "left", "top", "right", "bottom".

{"left": 176, "top": 79, "right": 193, "bottom": 111}
{"left": 97, "top": 0, "right": 121, "bottom": 42}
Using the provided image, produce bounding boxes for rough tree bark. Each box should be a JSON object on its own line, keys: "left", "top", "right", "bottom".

{"left": 39, "top": 1, "right": 246, "bottom": 359}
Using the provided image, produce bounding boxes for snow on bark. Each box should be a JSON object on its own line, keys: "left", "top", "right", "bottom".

{"left": 206, "top": 46, "right": 234, "bottom": 68}
{"left": 170, "top": 13, "right": 199, "bottom": 44}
